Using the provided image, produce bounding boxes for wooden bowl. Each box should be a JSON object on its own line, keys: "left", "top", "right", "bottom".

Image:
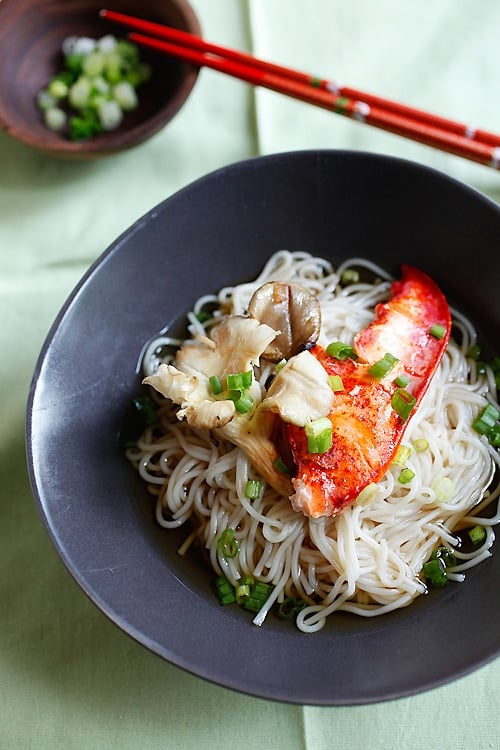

{"left": 0, "top": 0, "right": 201, "bottom": 158}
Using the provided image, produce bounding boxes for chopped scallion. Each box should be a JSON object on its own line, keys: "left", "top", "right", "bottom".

{"left": 432, "top": 476, "right": 455, "bottom": 503}
{"left": 355, "top": 482, "right": 378, "bottom": 506}
{"left": 431, "top": 545, "right": 456, "bottom": 568}
{"left": 472, "top": 403, "right": 500, "bottom": 435}
{"left": 195, "top": 310, "right": 211, "bottom": 323}
{"left": 368, "top": 352, "right": 399, "bottom": 379}
{"left": 215, "top": 575, "right": 236, "bottom": 605}
{"left": 217, "top": 528, "right": 239, "bottom": 559}
{"left": 226, "top": 370, "right": 253, "bottom": 390}
{"left": 412, "top": 438, "right": 429, "bottom": 453}
{"left": 209, "top": 374, "right": 223, "bottom": 395}
{"left": 278, "top": 596, "right": 307, "bottom": 620}
{"left": 393, "top": 374, "right": 410, "bottom": 388}
{"left": 391, "top": 388, "right": 416, "bottom": 421}
{"left": 44, "top": 106, "right": 67, "bottom": 131}
{"left": 234, "top": 392, "right": 254, "bottom": 414}
{"left": 243, "top": 582, "right": 273, "bottom": 613}
{"left": 304, "top": 417, "right": 333, "bottom": 454}
{"left": 468, "top": 525, "right": 486, "bottom": 546}
{"left": 275, "top": 359, "right": 287, "bottom": 372}
{"left": 488, "top": 423, "right": 500, "bottom": 446}
{"left": 341, "top": 268, "right": 360, "bottom": 285}
{"left": 326, "top": 341, "right": 357, "bottom": 361}
{"left": 245, "top": 479, "right": 263, "bottom": 499}
{"left": 328, "top": 374, "right": 344, "bottom": 392}
{"left": 423, "top": 558, "right": 448, "bottom": 588}
{"left": 235, "top": 576, "right": 253, "bottom": 604}
{"left": 36, "top": 34, "right": 152, "bottom": 141}
{"left": 398, "top": 468, "right": 415, "bottom": 484}
{"left": 392, "top": 444, "right": 411, "bottom": 466}
{"left": 429, "top": 323, "right": 446, "bottom": 340}
{"left": 467, "top": 344, "right": 481, "bottom": 361}
{"left": 274, "top": 456, "right": 292, "bottom": 474}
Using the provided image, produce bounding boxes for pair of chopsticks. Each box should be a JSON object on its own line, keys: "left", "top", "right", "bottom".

{"left": 100, "top": 9, "right": 500, "bottom": 171}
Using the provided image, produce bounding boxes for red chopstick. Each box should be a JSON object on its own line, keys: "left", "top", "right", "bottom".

{"left": 100, "top": 9, "right": 500, "bottom": 170}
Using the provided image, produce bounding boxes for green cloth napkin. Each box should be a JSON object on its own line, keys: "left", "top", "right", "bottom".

{"left": 1, "top": 1, "right": 498, "bottom": 748}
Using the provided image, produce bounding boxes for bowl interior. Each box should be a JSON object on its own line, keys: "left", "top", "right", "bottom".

{"left": 27, "top": 151, "right": 500, "bottom": 704}
{"left": 0, "top": 0, "right": 200, "bottom": 157}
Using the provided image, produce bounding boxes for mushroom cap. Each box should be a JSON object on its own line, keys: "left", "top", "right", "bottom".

{"left": 248, "top": 281, "right": 321, "bottom": 362}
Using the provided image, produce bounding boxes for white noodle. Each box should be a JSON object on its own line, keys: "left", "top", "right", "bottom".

{"left": 128, "top": 251, "right": 499, "bottom": 632}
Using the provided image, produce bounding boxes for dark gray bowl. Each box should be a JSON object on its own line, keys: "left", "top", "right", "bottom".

{"left": 27, "top": 150, "right": 500, "bottom": 705}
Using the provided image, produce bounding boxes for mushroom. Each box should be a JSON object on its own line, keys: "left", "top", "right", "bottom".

{"left": 248, "top": 281, "right": 321, "bottom": 362}
{"left": 143, "top": 315, "right": 278, "bottom": 429}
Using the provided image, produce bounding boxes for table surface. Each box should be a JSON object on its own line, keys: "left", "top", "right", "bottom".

{"left": 1, "top": 1, "right": 499, "bottom": 748}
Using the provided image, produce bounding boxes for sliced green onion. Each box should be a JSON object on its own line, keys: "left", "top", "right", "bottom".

{"left": 304, "top": 417, "right": 333, "bottom": 454}
{"left": 398, "top": 468, "right": 415, "bottom": 484}
{"left": 97, "top": 99, "right": 123, "bottom": 130}
{"left": 468, "top": 525, "right": 486, "bottom": 546}
{"left": 234, "top": 392, "right": 254, "bottom": 414}
{"left": 112, "top": 80, "right": 138, "bottom": 110}
{"left": 412, "top": 438, "right": 429, "bottom": 453}
{"left": 217, "top": 528, "right": 239, "bottom": 559}
{"left": 277, "top": 596, "right": 307, "bottom": 620}
{"left": 341, "top": 268, "right": 360, "bottom": 285}
{"left": 431, "top": 545, "right": 456, "bottom": 568}
{"left": 36, "top": 35, "right": 151, "bottom": 141}
{"left": 392, "top": 444, "right": 411, "bottom": 466}
{"left": 328, "top": 374, "right": 344, "bottom": 392}
{"left": 215, "top": 575, "right": 236, "bottom": 605}
{"left": 472, "top": 403, "right": 500, "bottom": 435}
{"left": 368, "top": 352, "right": 399, "bottom": 379}
{"left": 391, "top": 388, "right": 416, "bottom": 421}
{"left": 195, "top": 310, "right": 211, "bottom": 323}
{"left": 226, "top": 370, "right": 253, "bottom": 390}
{"left": 69, "top": 110, "right": 101, "bottom": 140}
{"left": 68, "top": 76, "right": 92, "bottom": 109}
{"left": 467, "top": 344, "right": 481, "bottom": 360}
{"left": 245, "top": 479, "right": 263, "bottom": 499}
{"left": 225, "top": 389, "right": 241, "bottom": 402}
{"left": 326, "top": 341, "right": 357, "bottom": 360}
{"left": 235, "top": 578, "right": 253, "bottom": 604}
{"left": 37, "top": 89, "right": 56, "bottom": 110}
{"left": 243, "top": 582, "right": 273, "bottom": 613}
{"left": 355, "top": 482, "right": 379, "bottom": 506}
{"left": 48, "top": 78, "right": 69, "bottom": 99}
{"left": 429, "top": 323, "right": 446, "bottom": 340}
{"left": 65, "top": 52, "right": 84, "bottom": 75}
{"left": 393, "top": 374, "right": 410, "bottom": 388}
{"left": 488, "top": 423, "right": 500, "bottom": 446}
{"left": 275, "top": 358, "right": 287, "bottom": 372}
{"left": 274, "top": 456, "right": 292, "bottom": 474}
{"left": 423, "top": 558, "right": 448, "bottom": 588}
{"left": 432, "top": 476, "right": 455, "bottom": 503}
{"left": 209, "top": 374, "right": 223, "bottom": 395}
{"left": 44, "top": 106, "right": 67, "bottom": 131}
